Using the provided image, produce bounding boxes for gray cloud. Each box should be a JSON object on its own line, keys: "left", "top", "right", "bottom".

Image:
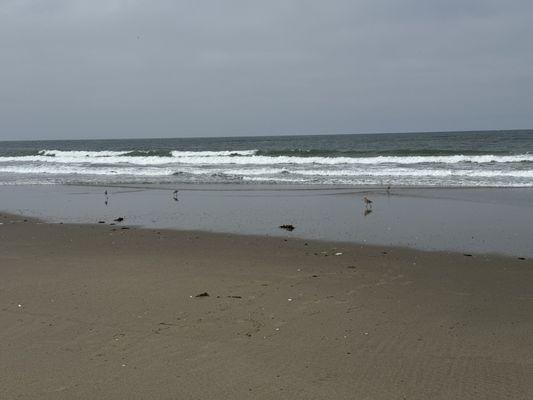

{"left": 1, "top": 0, "right": 532, "bottom": 139}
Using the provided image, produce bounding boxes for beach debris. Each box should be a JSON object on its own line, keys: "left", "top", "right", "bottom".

{"left": 228, "top": 295, "right": 242, "bottom": 299}
{"left": 98, "top": 221, "right": 106, "bottom": 224}
{"left": 312, "top": 275, "right": 318, "bottom": 278}
{"left": 288, "top": 298, "right": 293, "bottom": 302}
{"left": 334, "top": 252, "right": 343, "bottom": 256}
{"left": 347, "top": 265, "right": 357, "bottom": 269}
{"left": 114, "top": 217, "right": 124, "bottom": 222}
{"left": 121, "top": 227, "right": 130, "bottom": 230}
{"left": 463, "top": 253, "right": 473, "bottom": 257}
{"left": 518, "top": 257, "right": 526, "bottom": 260}
{"left": 279, "top": 224, "right": 295, "bottom": 231}
{"left": 195, "top": 292, "right": 210, "bottom": 297}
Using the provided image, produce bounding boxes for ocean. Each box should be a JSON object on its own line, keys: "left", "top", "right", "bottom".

{"left": 1, "top": 130, "right": 532, "bottom": 187}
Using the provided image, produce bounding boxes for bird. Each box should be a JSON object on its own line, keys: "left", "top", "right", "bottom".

{"left": 172, "top": 190, "right": 179, "bottom": 201}
{"left": 363, "top": 196, "right": 373, "bottom": 208}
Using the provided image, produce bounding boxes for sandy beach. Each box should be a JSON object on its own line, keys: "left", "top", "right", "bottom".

{"left": 1, "top": 213, "right": 532, "bottom": 399}
{"left": 3, "top": 0, "right": 533, "bottom": 397}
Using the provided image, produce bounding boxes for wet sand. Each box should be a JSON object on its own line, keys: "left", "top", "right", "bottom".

{"left": 1, "top": 213, "right": 532, "bottom": 399}
{"left": 1, "top": 184, "right": 533, "bottom": 256}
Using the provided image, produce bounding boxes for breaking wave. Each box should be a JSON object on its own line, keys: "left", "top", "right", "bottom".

{"left": 0, "top": 149, "right": 532, "bottom": 166}
{"left": 0, "top": 146, "right": 532, "bottom": 186}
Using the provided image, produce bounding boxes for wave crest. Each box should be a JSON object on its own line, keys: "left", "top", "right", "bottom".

{"left": 0, "top": 149, "right": 531, "bottom": 166}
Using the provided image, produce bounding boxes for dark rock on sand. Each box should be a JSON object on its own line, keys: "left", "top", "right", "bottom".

{"left": 195, "top": 292, "right": 210, "bottom": 297}
{"left": 279, "top": 224, "right": 295, "bottom": 231}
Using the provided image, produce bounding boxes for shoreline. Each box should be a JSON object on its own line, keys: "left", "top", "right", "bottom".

{"left": 71, "top": 182, "right": 533, "bottom": 190}
{"left": 1, "top": 213, "right": 532, "bottom": 399}
{"left": 0, "top": 210, "right": 527, "bottom": 260}
{"left": 1, "top": 184, "right": 532, "bottom": 257}
{"left": 1, "top": 211, "right": 528, "bottom": 261}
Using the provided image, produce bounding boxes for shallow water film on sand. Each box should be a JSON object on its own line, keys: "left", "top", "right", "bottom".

{"left": 1, "top": 130, "right": 532, "bottom": 187}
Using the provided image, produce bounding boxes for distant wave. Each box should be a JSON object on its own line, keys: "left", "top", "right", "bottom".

{"left": 1, "top": 164, "right": 533, "bottom": 179}
{"left": 2, "top": 147, "right": 513, "bottom": 158}
{"left": 121, "top": 150, "right": 173, "bottom": 157}
{"left": 0, "top": 164, "right": 174, "bottom": 176}
{"left": 0, "top": 149, "right": 531, "bottom": 166}
{"left": 255, "top": 148, "right": 512, "bottom": 157}
{"left": 0, "top": 146, "right": 532, "bottom": 187}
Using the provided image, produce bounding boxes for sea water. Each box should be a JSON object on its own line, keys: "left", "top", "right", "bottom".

{"left": 1, "top": 130, "right": 532, "bottom": 187}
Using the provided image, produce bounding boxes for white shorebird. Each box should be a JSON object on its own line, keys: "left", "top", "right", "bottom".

{"left": 363, "top": 196, "right": 373, "bottom": 208}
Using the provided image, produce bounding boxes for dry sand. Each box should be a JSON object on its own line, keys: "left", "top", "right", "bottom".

{"left": 0, "top": 213, "right": 532, "bottom": 399}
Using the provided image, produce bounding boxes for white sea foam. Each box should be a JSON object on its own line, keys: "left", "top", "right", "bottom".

{"left": 0, "top": 148, "right": 532, "bottom": 186}
{"left": 2, "top": 164, "right": 531, "bottom": 180}
{"left": 0, "top": 164, "right": 174, "bottom": 176}
{"left": 289, "top": 168, "right": 533, "bottom": 178}
{"left": 0, "top": 150, "right": 532, "bottom": 166}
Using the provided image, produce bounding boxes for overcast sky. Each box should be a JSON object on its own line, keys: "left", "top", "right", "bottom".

{"left": 1, "top": 0, "right": 532, "bottom": 140}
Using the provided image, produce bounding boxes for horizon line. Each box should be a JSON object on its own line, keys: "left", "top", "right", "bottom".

{"left": 0, "top": 128, "right": 531, "bottom": 143}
